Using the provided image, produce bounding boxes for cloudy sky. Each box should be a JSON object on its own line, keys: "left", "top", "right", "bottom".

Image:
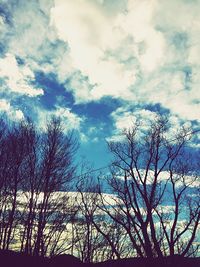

{"left": 0, "top": 0, "right": 199, "bottom": 167}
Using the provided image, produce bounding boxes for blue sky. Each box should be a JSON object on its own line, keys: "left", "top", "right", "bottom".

{"left": 0, "top": 0, "right": 199, "bottom": 168}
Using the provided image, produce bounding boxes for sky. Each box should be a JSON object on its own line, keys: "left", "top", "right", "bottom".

{"left": 0, "top": 0, "right": 200, "bottom": 168}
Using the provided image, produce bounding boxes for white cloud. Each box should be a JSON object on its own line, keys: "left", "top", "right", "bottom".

{"left": 79, "top": 132, "right": 88, "bottom": 143}
{"left": 108, "top": 106, "right": 195, "bottom": 143}
{"left": 0, "top": 16, "right": 4, "bottom": 27}
{"left": 107, "top": 107, "right": 158, "bottom": 141}
{"left": 111, "top": 107, "right": 156, "bottom": 130}
{"left": 54, "top": 107, "right": 84, "bottom": 130}
{"left": 119, "top": 0, "right": 166, "bottom": 72}
{"left": 7, "top": 0, "right": 55, "bottom": 60}
{"left": 0, "top": 53, "right": 43, "bottom": 97}
{"left": 0, "top": 99, "right": 24, "bottom": 120}
{"left": 51, "top": 0, "right": 138, "bottom": 103}
{"left": 1, "top": 0, "right": 199, "bottom": 136}
{"left": 50, "top": 0, "right": 200, "bottom": 122}
{"left": 50, "top": 0, "right": 166, "bottom": 104}
{"left": 114, "top": 168, "right": 200, "bottom": 188}
{"left": 37, "top": 106, "right": 84, "bottom": 133}
{"left": 113, "top": 111, "right": 136, "bottom": 131}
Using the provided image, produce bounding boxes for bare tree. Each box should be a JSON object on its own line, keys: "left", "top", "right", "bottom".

{"left": 0, "top": 120, "right": 33, "bottom": 250}
{"left": 75, "top": 166, "right": 102, "bottom": 263}
{"left": 98, "top": 115, "right": 199, "bottom": 258}
{"left": 33, "top": 117, "right": 78, "bottom": 256}
{"left": 0, "top": 118, "right": 9, "bottom": 248}
{"left": 19, "top": 120, "right": 40, "bottom": 254}
{"left": 0, "top": 117, "right": 78, "bottom": 257}
{"left": 0, "top": 113, "right": 198, "bottom": 260}
{"left": 76, "top": 167, "right": 131, "bottom": 262}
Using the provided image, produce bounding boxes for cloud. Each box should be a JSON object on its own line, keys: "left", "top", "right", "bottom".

{"left": 108, "top": 105, "right": 195, "bottom": 143}
{"left": 0, "top": 99, "right": 24, "bottom": 120}
{"left": 0, "top": 0, "right": 199, "bottom": 147}
{"left": 50, "top": 0, "right": 200, "bottom": 123}
{"left": 50, "top": 0, "right": 166, "bottom": 103}
{"left": 51, "top": 0, "right": 138, "bottom": 103}
{"left": 6, "top": 0, "right": 54, "bottom": 60}
{"left": 37, "top": 105, "right": 84, "bottom": 133}
{"left": 1, "top": 0, "right": 71, "bottom": 81}
{"left": 0, "top": 53, "right": 43, "bottom": 97}
{"left": 110, "top": 107, "right": 156, "bottom": 131}
{"left": 106, "top": 107, "right": 156, "bottom": 141}
{"left": 119, "top": 0, "right": 166, "bottom": 72}
{"left": 54, "top": 106, "right": 84, "bottom": 130}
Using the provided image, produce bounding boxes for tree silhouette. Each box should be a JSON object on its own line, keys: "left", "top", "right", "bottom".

{"left": 96, "top": 115, "right": 199, "bottom": 258}
{"left": 0, "top": 117, "right": 78, "bottom": 256}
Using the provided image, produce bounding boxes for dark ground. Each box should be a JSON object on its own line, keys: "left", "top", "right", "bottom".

{"left": 0, "top": 250, "right": 199, "bottom": 267}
